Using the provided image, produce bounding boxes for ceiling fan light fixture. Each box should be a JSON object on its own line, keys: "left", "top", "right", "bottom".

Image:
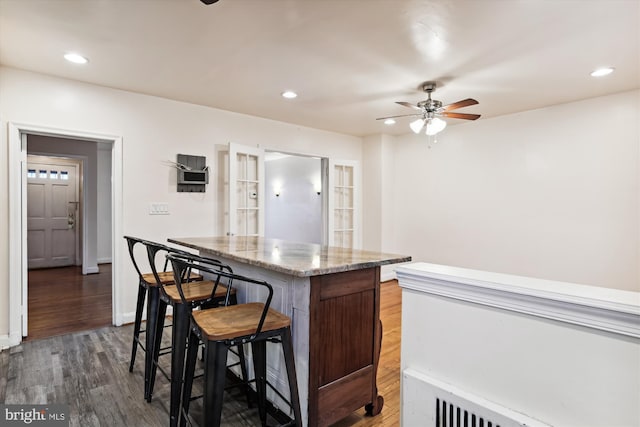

{"left": 410, "top": 118, "right": 425, "bottom": 134}
{"left": 425, "top": 117, "right": 447, "bottom": 135}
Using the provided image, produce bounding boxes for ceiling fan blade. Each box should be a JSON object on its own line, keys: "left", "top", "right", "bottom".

{"left": 396, "top": 101, "right": 422, "bottom": 111}
{"left": 441, "top": 112, "right": 481, "bottom": 120}
{"left": 376, "top": 113, "right": 422, "bottom": 120}
{"left": 442, "top": 98, "right": 479, "bottom": 111}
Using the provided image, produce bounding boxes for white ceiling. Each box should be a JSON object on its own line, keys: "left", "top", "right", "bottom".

{"left": 0, "top": 0, "right": 638, "bottom": 137}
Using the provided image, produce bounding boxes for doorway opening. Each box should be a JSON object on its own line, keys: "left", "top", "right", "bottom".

{"left": 7, "top": 122, "right": 122, "bottom": 347}
{"left": 264, "top": 152, "right": 327, "bottom": 244}
{"left": 24, "top": 135, "right": 113, "bottom": 340}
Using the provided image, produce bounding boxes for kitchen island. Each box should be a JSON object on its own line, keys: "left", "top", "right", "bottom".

{"left": 168, "top": 236, "right": 410, "bottom": 427}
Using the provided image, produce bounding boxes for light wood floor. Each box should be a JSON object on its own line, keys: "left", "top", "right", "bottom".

{"left": 1, "top": 280, "right": 402, "bottom": 426}
{"left": 27, "top": 264, "right": 112, "bottom": 340}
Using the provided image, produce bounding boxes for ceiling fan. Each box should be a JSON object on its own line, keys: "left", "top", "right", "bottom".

{"left": 377, "top": 82, "right": 480, "bottom": 135}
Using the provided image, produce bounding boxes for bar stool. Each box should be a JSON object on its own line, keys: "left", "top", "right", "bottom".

{"left": 168, "top": 253, "right": 302, "bottom": 427}
{"left": 145, "top": 246, "right": 248, "bottom": 427}
{"left": 124, "top": 236, "right": 203, "bottom": 401}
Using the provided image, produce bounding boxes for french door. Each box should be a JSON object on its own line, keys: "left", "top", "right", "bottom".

{"left": 227, "top": 143, "right": 265, "bottom": 237}
{"left": 328, "top": 159, "right": 360, "bottom": 249}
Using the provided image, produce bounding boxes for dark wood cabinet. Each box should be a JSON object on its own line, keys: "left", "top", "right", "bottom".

{"left": 309, "top": 267, "right": 383, "bottom": 427}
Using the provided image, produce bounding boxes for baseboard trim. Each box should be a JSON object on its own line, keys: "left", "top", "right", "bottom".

{"left": 97, "top": 257, "right": 112, "bottom": 264}
{"left": 381, "top": 270, "right": 397, "bottom": 282}
{"left": 0, "top": 332, "right": 22, "bottom": 350}
{"left": 85, "top": 265, "right": 100, "bottom": 274}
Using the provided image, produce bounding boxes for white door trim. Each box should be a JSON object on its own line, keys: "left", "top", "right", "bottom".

{"left": 8, "top": 122, "right": 123, "bottom": 346}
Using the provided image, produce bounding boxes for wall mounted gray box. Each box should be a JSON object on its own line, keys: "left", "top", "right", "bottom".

{"left": 177, "top": 154, "right": 208, "bottom": 193}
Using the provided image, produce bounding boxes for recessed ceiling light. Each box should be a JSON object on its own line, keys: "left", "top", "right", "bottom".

{"left": 590, "top": 67, "right": 614, "bottom": 77}
{"left": 384, "top": 119, "right": 396, "bottom": 125}
{"left": 281, "top": 91, "right": 297, "bottom": 99}
{"left": 64, "top": 53, "right": 89, "bottom": 64}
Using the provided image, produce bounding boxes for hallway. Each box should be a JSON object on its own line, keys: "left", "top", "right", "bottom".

{"left": 27, "top": 264, "right": 112, "bottom": 341}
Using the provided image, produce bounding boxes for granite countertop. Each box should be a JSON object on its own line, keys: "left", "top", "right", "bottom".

{"left": 168, "top": 236, "right": 411, "bottom": 277}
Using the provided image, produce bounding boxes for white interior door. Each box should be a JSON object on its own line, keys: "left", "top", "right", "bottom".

{"left": 228, "top": 143, "right": 264, "bottom": 237}
{"left": 328, "top": 159, "right": 360, "bottom": 248}
{"left": 27, "top": 156, "right": 80, "bottom": 269}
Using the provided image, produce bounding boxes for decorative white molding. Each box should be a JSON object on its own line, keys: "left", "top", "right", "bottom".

{"left": 397, "top": 263, "right": 640, "bottom": 338}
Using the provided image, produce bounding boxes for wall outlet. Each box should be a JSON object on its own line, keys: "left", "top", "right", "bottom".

{"left": 149, "top": 203, "right": 170, "bottom": 215}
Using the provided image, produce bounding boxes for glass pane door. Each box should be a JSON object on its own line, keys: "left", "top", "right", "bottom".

{"left": 228, "top": 143, "right": 264, "bottom": 237}
{"left": 328, "top": 160, "right": 358, "bottom": 248}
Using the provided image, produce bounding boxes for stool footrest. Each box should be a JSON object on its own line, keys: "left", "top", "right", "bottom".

{"left": 156, "top": 364, "right": 171, "bottom": 382}
{"left": 266, "top": 379, "right": 294, "bottom": 413}
{"left": 189, "top": 394, "right": 203, "bottom": 402}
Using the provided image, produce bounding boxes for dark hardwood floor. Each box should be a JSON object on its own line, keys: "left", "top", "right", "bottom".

{"left": 27, "top": 264, "right": 112, "bottom": 341}
{"left": 1, "top": 280, "right": 402, "bottom": 427}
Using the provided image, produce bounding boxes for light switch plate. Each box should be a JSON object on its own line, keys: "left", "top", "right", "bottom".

{"left": 149, "top": 203, "right": 170, "bottom": 215}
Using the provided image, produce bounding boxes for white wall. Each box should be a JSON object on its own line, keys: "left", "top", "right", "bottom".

{"left": 388, "top": 90, "right": 639, "bottom": 291}
{"left": 362, "top": 135, "right": 384, "bottom": 251}
{"left": 363, "top": 133, "right": 400, "bottom": 280}
{"left": 0, "top": 66, "right": 362, "bottom": 337}
{"left": 265, "top": 155, "right": 323, "bottom": 244}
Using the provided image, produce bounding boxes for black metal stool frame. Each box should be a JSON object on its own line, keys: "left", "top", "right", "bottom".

{"left": 148, "top": 248, "right": 248, "bottom": 427}
{"left": 141, "top": 241, "right": 219, "bottom": 401}
{"left": 124, "top": 236, "right": 173, "bottom": 401}
{"left": 168, "top": 253, "right": 302, "bottom": 427}
{"left": 124, "top": 236, "right": 205, "bottom": 402}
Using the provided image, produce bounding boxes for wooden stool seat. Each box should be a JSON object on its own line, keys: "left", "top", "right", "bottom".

{"left": 163, "top": 281, "right": 235, "bottom": 304}
{"left": 142, "top": 271, "right": 202, "bottom": 286}
{"left": 192, "top": 302, "right": 291, "bottom": 341}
